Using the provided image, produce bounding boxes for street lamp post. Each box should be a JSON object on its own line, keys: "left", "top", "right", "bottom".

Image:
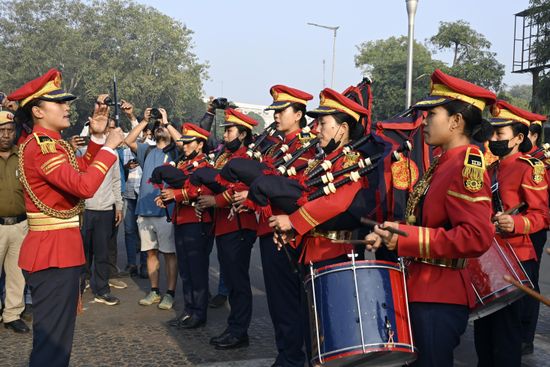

{"left": 405, "top": 0, "right": 419, "bottom": 108}
{"left": 307, "top": 22, "right": 339, "bottom": 88}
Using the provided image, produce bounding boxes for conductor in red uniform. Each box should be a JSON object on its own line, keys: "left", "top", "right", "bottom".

{"left": 9, "top": 69, "right": 125, "bottom": 367}
{"left": 366, "top": 69, "right": 497, "bottom": 367}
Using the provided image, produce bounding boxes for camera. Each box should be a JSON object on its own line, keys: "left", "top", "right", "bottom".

{"left": 150, "top": 108, "right": 162, "bottom": 121}
{"left": 0, "top": 92, "right": 6, "bottom": 102}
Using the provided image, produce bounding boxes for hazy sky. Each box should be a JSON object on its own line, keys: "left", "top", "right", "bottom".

{"left": 136, "top": 0, "right": 533, "bottom": 106}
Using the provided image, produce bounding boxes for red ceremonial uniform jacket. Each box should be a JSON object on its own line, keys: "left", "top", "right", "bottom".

{"left": 489, "top": 152, "right": 550, "bottom": 261}
{"left": 288, "top": 146, "right": 363, "bottom": 264}
{"left": 172, "top": 153, "right": 213, "bottom": 224}
{"left": 213, "top": 146, "right": 257, "bottom": 236}
{"left": 257, "top": 129, "right": 316, "bottom": 236}
{"left": 397, "top": 145, "right": 494, "bottom": 307}
{"left": 18, "top": 126, "right": 117, "bottom": 272}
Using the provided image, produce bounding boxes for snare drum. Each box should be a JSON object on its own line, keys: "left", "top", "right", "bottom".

{"left": 306, "top": 258, "right": 417, "bottom": 367}
{"left": 467, "top": 237, "right": 533, "bottom": 321}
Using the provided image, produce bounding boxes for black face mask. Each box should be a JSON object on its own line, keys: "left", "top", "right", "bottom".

{"left": 322, "top": 138, "right": 339, "bottom": 155}
{"left": 225, "top": 137, "right": 242, "bottom": 152}
{"left": 322, "top": 123, "right": 342, "bottom": 155}
{"left": 488, "top": 140, "right": 513, "bottom": 157}
{"left": 185, "top": 150, "right": 199, "bottom": 161}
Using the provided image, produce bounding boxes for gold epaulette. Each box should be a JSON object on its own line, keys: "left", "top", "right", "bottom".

{"left": 33, "top": 133, "right": 57, "bottom": 154}
{"left": 462, "top": 147, "right": 485, "bottom": 193}
{"left": 298, "top": 132, "right": 315, "bottom": 145}
{"left": 519, "top": 156, "right": 545, "bottom": 183}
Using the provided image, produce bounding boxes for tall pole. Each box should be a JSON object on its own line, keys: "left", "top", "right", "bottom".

{"left": 331, "top": 28, "right": 337, "bottom": 88}
{"left": 405, "top": 0, "right": 418, "bottom": 108}
{"left": 307, "top": 23, "right": 340, "bottom": 88}
{"left": 322, "top": 59, "right": 326, "bottom": 88}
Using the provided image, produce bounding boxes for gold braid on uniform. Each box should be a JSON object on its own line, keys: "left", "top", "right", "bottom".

{"left": 18, "top": 137, "right": 85, "bottom": 219}
{"left": 404, "top": 157, "right": 439, "bottom": 225}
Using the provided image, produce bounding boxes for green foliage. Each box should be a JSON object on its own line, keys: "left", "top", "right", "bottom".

{"left": 530, "top": 0, "right": 550, "bottom": 66}
{"left": 0, "top": 0, "right": 208, "bottom": 130}
{"left": 497, "top": 84, "right": 532, "bottom": 110}
{"left": 245, "top": 111, "right": 265, "bottom": 134}
{"left": 355, "top": 36, "right": 445, "bottom": 121}
{"left": 430, "top": 20, "right": 504, "bottom": 91}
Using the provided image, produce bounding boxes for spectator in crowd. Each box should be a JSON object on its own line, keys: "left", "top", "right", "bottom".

{"left": 119, "top": 101, "right": 148, "bottom": 278}
{"left": 0, "top": 111, "right": 29, "bottom": 333}
{"left": 78, "top": 97, "right": 125, "bottom": 305}
{"left": 125, "top": 107, "right": 178, "bottom": 310}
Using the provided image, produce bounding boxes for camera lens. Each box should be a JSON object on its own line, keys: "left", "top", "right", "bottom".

{"left": 150, "top": 108, "right": 162, "bottom": 120}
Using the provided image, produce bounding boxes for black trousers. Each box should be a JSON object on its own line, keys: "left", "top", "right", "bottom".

{"left": 260, "top": 234, "right": 305, "bottom": 367}
{"left": 81, "top": 209, "right": 114, "bottom": 295}
{"left": 108, "top": 222, "right": 119, "bottom": 276}
{"left": 522, "top": 230, "right": 547, "bottom": 344}
{"left": 474, "top": 298, "right": 522, "bottom": 367}
{"left": 174, "top": 222, "right": 214, "bottom": 321}
{"left": 23, "top": 266, "right": 82, "bottom": 367}
{"left": 409, "top": 302, "right": 469, "bottom": 367}
{"left": 216, "top": 229, "right": 255, "bottom": 337}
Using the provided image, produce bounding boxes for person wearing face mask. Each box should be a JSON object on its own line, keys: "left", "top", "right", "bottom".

{"left": 153, "top": 123, "right": 215, "bottom": 329}
{"left": 268, "top": 88, "right": 369, "bottom": 267}
{"left": 522, "top": 116, "right": 549, "bottom": 355}
{"left": 364, "top": 69, "right": 497, "bottom": 367}
{"left": 195, "top": 108, "right": 258, "bottom": 350}
{"left": 9, "top": 69, "right": 125, "bottom": 367}
{"left": 473, "top": 100, "right": 550, "bottom": 367}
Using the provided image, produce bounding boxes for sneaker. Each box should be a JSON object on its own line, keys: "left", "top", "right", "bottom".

{"left": 94, "top": 293, "right": 120, "bottom": 306}
{"left": 158, "top": 294, "right": 174, "bottom": 310}
{"left": 109, "top": 279, "right": 128, "bottom": 289}
{"left": 139, "top": 291, "right": 161, "bottom": 306}
{"left": 209, "top": 294, "right": 227, "bottom": 308}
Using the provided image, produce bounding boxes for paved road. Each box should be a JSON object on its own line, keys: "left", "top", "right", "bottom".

{"left": 1, "top": 235, "right": 549, "bottom": 366}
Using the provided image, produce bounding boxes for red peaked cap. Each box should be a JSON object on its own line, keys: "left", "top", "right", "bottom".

{"left": 8, "top": 68, "right": 76, "bottom": 107}
{"left": 266, "top": 85, "right": 313, "bottom": 110}
{"left": 222, "top": 108, "right": 258, "bottom": 130}
{"left": 178, "top": 123, "right": 210, "bottom": 142}
{"left": 307, "top": 88, "right": 369, "bottom": 122}
{"left": 490, "top": 100, "right": 547, "bottom": 127}
{"left": 414, "top": 69, "right": 496, "bottom": 111}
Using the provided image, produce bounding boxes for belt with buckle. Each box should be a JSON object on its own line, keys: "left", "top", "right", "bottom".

{"left": 0, "top": 214, "right": 27, "bottom": 225}
{"left": 414, "top": 257, "right": 467, "bottom": 269}
{"left": 309, "top": 229, "right": 353, "bottom": 241}
{"left": 27, "top": 212, "right": 80, "bottom": 231}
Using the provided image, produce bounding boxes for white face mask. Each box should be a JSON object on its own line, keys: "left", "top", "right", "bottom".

{"left": 144, "top": 138, "right": 156, "bottom": 146}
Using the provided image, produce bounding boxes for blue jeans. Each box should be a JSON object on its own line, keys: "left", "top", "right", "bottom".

{"left": 124, "top": 198, "right": 146, "bottom": 266}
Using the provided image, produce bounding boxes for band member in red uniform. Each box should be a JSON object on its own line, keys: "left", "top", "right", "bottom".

{"left": 255, "top": 85, "right": 314, "bottom": 367}
{"left": 523, "top": 115, "right": 549, "bottom": 355}
{"left": 474, "top": 100, "right": 550, "bottom": 366}
{"left": 157, "top": 124, "right": 215, "bottom": 329}
{"left": 8, "top": 69, "right": 125, "bottom": 367}
{"left": 365, "top": 69, "right": 497, "bottom": 367}
{"left": 268, "top": 88, "right": 370, "bottom": 267}
{"left": 196, "top": 109, "right": 258, "bottom": 349}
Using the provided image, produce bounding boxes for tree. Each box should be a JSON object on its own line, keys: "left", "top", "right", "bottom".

{"left": 497, "top": 85, "right": 532, "bottom": 110}
{"left": 430, "top": 20, "right": 505, "bottom": 91}
{"left": 0, "top": 0, "right": 208, "bottom": 131}
{"left": 355, "top": 36, "right": 445, "bottom": 121}
{"left": 529, "top": 0, "right": 550, "bottom": 113}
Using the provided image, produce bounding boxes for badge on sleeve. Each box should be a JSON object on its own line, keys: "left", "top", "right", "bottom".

{"left": 463, "top": 147, "right": 485, "bottom": 192}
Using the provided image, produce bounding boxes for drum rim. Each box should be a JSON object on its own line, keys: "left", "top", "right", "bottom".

{"left": 315, "top": 259, "right": 402, "bottom": 273}
{"left": 312, "top": 343, "right": 417, "bottom": 364}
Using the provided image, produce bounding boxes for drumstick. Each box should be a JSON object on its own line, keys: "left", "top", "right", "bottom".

{"left": 331, "top": 239, "right": 376, "bottom": 245}
{"left": 360, "top": 218, "right": 409, "bottom": 237}
{"left": 503, "top": 275, "right": 550, "bottom": 307}
{"left": 492, "top": 201, "right": 526, "bottom": 221}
